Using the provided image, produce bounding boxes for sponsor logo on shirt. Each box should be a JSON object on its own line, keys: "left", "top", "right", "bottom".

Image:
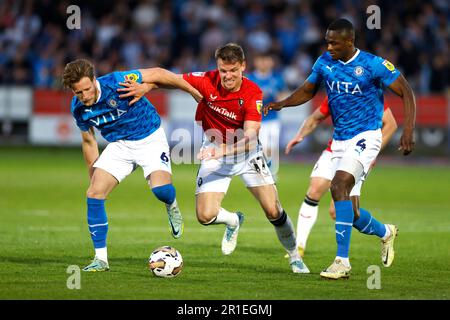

{"left": 326, "top": 81, "right": 363, "bottom": 95}
{"left": 256, "top": 100, "right": 262, "bottom": 114}
{"left": 382, "top": 60, "right": 395, "bottom": 72}
{"left": 88, "top": 109, "right": 127, "bottom": 126}
{"left": 206, "top": 102, "right": 237, "bottom": 120}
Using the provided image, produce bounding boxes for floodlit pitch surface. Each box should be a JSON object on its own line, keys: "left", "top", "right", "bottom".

{"left": 1, "top": 147, "right": 449, "bottom": 299}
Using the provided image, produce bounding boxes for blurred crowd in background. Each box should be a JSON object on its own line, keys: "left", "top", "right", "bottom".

{"left": 0, "top": 0, "right": 448, "bottom": 94}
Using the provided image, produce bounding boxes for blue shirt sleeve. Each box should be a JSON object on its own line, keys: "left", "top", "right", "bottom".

{"left": 76, "top": 120, "right": 90, "bottom": 131}
{"left": 371, "top": 56, "right": 400, "bottom": 87}
{"left": 306, "top": 56, "right": 323, "bottom": 85}
{"left": 113, "top": 70, "right": 143, "bottom": 84}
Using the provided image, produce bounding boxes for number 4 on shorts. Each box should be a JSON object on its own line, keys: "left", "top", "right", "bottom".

{"left": 355, "top": 138, "right": 366, "bottom": 155}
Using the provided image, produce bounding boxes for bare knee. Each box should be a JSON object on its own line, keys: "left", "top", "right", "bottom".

{"left": 263, "top": 204, "right": 280, "bottom": 221}
{"left": 86, "top": 169, "right": 117, "bottom": 200}
{"left": 196, "top": 206, "right": 219, "bottom": 225}
{"left": 307, "top": 187, "right": 325, "bottom": 202}
{"left": 307, "top": 182, "right": 329, "bottom": 201}
{"left": 330, "top": 181, "right": 347, "bottom": 200}
{"left": 330, "top": 173, "right": 354, "bottom": 201}
{"left": 86, "top": 187, "right": 107, "bottom": 199}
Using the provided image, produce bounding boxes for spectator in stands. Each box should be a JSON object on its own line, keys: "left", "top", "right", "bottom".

{"left": 0, "top": 0, "right": 447, "bottom": 94}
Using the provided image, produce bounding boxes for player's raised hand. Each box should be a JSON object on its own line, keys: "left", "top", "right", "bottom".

{"left": 263, "top": 101, "right": 283, "bottom": 116}
{"left": 398, "top": 128, "right": 415, "bottom": 155}
{"left": 117, "top": 81, "right": 158, "bottom": 105}
{"left": 285, "top": 136, "right": 304, "bottom": 155}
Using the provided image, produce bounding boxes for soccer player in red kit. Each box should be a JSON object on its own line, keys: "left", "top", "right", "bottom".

{"left": 119, "top": 43, "right": 308, "bottom": 273}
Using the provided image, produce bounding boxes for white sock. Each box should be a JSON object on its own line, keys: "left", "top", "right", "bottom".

{"left": 336, "top": 256, "right": 350, "bottom": 267}
{"left": 381, "top": 224, "right": 391, "bottom": 240}
{"left": 296, "top": 199, "right": 319, "bottom": 249}
{"left": 95, "top": 247, "right": 108, "bottom": 264}
{"left": 214, "top": 208, "right": 239, "bottom": 227}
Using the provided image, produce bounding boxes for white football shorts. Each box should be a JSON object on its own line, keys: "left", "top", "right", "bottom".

{"left": 331, "top": 129, "right": 382, "bottom": 195}
{"left": 310, "top": 149, "right": 365, "bottom": 196}
{"left": 196, "top": 139, "right": 275, "bottom": 194}
{"left": 93, "top": 127, "right": 172, "bottom": 183}
{"left": 310, "top": 149, "right": 334, "bottom": 181}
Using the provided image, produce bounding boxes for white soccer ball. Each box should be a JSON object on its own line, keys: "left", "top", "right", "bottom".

{"left": 148, "top": 246, "right": 183, "bottom": 278}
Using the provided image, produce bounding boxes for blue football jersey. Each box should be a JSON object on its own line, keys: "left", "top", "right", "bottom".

{"left": 247, "top": 71, "right": 285, "bottom": 121}
{"left": 71, "top": 70, "right": 161, "bottom": 142}
{"left": 307, "top": 49, "right": 400, "bottom": 140}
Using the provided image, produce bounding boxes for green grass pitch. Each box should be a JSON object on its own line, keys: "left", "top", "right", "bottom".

{"left": 1, "top": 147, "right": 449, "bottom": 299}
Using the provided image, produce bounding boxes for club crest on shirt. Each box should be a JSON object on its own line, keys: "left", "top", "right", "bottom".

{"left": 238, "top": 98, "right": 244, "bottom": 107}
{"left": 256, "top": 100, "right": 262, "bottom": 114}
{"left": 382, "top": 60, "right": 395, "bottom": 72}
{"left": 124, "top": 73, "right": 139, "bottom": 82}
{"left": 108, "top": 98, "right": 118, "bottom": 108}
{"left": 353, "top": 66, "right": 364, "bottom": 77}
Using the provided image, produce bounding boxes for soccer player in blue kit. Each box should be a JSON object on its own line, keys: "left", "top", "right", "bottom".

{"left": 62, "top": 59, "right": 202, "bottom": 272}
{"left": 264, "top": 19, "right": 416, "bottom": 279}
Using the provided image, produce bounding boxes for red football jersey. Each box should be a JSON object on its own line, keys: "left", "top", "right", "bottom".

{"left": 318, "top": 96, "right": 389, "bottom": 152}
{"left": 183, "top": 70, "right": 263, "bottom": 143}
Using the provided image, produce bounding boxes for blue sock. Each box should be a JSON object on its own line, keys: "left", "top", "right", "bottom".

{"left": 353, "top": 208, "right": 387, "bottom": 238}
{"left": 87, "top": 198, "right": 108, "bottom": 249}
{"left": 152, "top": 184, "right": 176, "bottom": 205}
{"left": 334, "top": 200, "right": 354, "bottom": 258}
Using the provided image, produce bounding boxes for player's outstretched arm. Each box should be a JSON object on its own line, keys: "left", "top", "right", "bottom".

{"left": 387, "top": 74, "right": 416, "bottom": 155}
{"left": 263, "top": 80, "right": 318, "bottom": 116}
{"left": 117, "top": 68, "right": 203, "bottom": 105}
{"left": 285, "top": 108, "right": 327, "bottom": 155}
{"left": 197, "top": 121, "right": 260, "bottom": 160}
{"left": 380, "top": 108, "right": 398, "bottom": 150}
{"left": 81, "top": 128, "right": 99, "bottom": 179}
{"left": 140, "top": 68, "right": 203, "bottom": 101}
{"left": 225, "top": 120, "right": 260, "bottom": 156}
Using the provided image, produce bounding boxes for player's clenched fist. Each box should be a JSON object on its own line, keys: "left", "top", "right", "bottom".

{"left": 398, "top": 128, "right": 415, "bottom": 156}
